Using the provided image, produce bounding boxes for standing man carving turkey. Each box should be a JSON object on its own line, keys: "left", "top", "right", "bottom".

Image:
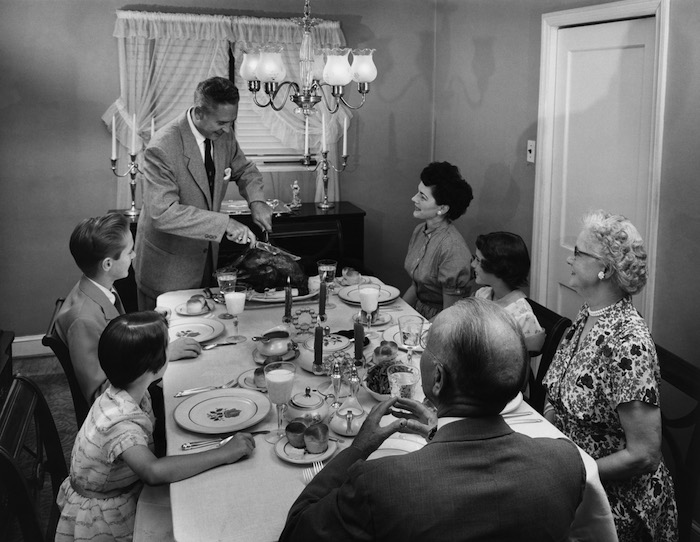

{"left": 135, "top": 77, "right": 273, "bottom": 310}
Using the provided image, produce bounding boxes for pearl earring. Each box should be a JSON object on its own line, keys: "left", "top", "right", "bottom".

{"left": 436, "top": 210, "right": 442, "bottom": 216}
{"left": 598, "top": 271, "right": 605, "bottom": 280}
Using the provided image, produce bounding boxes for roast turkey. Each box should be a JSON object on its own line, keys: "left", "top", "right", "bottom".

{"left": 223, "top": 247, "right": 309, "bottom": 294}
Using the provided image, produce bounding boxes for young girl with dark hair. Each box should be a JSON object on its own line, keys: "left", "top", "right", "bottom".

{"left": 55, "top": 311, "right": 255, "bottom": 541}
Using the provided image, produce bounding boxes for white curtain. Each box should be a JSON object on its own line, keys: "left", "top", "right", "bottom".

{"left": 103, "top": 10, "right": 351, "bottom": 207}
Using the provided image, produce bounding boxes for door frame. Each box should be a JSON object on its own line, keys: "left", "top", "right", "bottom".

{"left": 531, "top": 0, "right": 669, "bottom": 330}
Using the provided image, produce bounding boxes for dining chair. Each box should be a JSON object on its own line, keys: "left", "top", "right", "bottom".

{"left": 524, "top": 299, "right": 572, "bottom": 414}
{"left": 42, "top": 298, "right": 90, "bottom": 428}
{"left": 0, "top": 330, "right": 14, "bottom": 409}
{"left": 656, "top": 344, "right": 700, "bottom": 542}
{"left": 0, "top": 375, "right": 68, "bottom": 542}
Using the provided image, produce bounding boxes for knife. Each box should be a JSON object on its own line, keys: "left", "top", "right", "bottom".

{"left": 254, "top": 240, "right": 301, "bottom": 261}
{"left": 181, "top": 430, "right": 271, "bottom": 450}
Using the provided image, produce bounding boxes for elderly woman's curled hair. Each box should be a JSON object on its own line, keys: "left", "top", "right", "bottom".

{"left": 582, "top": 210, "right": 647, "bottom": 295}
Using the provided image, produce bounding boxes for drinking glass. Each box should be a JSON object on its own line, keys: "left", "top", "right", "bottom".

{"left": 358, "top": 283, "right": 381, "bottom": 339}
{"left": 399, "top": 315, "right": 424, "bottom": 365}
{"left": 317, "top": 259, "right": 337, "bottom": 308}
{"left": 224, "top": 284, "right": 248, "bottom": 344}
{"left": 216, "top": 269, "right": 238, "bottom": 319}
{"left": 387, "top": 364, "right": 420, "bottom": 400}
{"left": 264, "top": 361, "right": 297, "bottom": 444}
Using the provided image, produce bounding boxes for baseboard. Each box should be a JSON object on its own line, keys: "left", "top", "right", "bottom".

{"left": 12, "top": 335, "right": 53, "bottom": 358}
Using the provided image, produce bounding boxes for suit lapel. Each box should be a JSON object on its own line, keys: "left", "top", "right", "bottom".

{"left": 78, "top": 276, "right": 121, "bottom": 320}
{"left": 179, "top": 112, "right": 212, "bottom": 209}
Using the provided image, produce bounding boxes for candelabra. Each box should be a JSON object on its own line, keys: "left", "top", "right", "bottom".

{"left": 303, "top": 150, "right": 347, "bottom": 210}
{"left": 110, "top": 155, "right": 141, "bottom": 217}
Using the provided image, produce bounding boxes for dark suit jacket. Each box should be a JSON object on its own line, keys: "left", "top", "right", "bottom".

{"left": 281, "top": 417, "right": 585, "bottom": 542}
{"left": 55, "top": 276, "right": 122, "bottom": 403}
{"left": 134, "top": 110, "right": 266, "bottom": 299}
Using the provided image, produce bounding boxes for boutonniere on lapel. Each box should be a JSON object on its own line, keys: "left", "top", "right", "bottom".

{"left": 223, "top": 167, "right": 232, "bottom": 181}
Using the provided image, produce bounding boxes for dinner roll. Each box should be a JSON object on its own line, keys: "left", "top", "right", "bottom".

{"left": 186, "top": 295, "right": 206, "bottom": 314}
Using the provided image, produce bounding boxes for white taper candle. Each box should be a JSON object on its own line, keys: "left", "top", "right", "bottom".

{"left": 342, "top": 117, "right": 348, "bottom": 156}
{"left": 304, "top": 117, "right": 309, "bottom": 155}
{"left": 322, "top": 115, "right": 327, "bottom": 152}
{"left": 131, "top": 113, "right": 137, "bottom": 155}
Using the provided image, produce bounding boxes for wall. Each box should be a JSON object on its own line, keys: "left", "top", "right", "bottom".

{"left": 434, "top": 0, "right": 700, "bottom": 363}
{"left": 0, "top": 0, "right": 435, "bottom": 336}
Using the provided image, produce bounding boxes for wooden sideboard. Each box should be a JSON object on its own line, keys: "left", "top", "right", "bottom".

{"left": 113, "top": 201, "right": 366, "bottom": 313}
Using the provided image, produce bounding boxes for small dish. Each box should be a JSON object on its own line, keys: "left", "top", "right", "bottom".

{"left": 237, "top": 368, "right": 267, "bottom": 391}
{"left": 274, "top": 436, "right": 337, "bottom": 465}
{"left": 168, "top": 319, "right": 225, "bottom": 343}
{"left": 351, "top": 311, "right": 393, "bottom": 327}
{"left": 252, "top": 348, "right": 300, "bottom": 365}
{"left": 175, "top": 300, "right": 213, "bottom": 316}
{"left": 302, "top": 334, "right": 350, "bottom": 354}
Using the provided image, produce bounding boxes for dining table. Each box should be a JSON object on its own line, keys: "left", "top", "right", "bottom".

{"left": 153, "top": 278, "right": 618, "bottom": 542}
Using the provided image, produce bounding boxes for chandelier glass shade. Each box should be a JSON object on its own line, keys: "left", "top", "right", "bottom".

{"left": 238, "top": 0, "right": 376, "bottom": 117}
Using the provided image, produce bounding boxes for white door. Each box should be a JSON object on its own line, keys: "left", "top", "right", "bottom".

{"left": 531, "top": 1, "right": 668, "bottom": 326}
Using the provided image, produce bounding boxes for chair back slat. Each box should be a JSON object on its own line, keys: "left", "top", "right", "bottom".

{"left": 41, "top": 298, "right": 90, "bottom": 427}
{"left": 525, "top": 299, "right": 572, "bottom": 414}
{"left": 656, "top": 344, "right": 700, "bottom": 542}
{"left": 0, "top": 375, "right": 68, "bottom": 541}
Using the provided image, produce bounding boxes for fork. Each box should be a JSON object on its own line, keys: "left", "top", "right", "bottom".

{"left": 302, "top": 461, "right": 325, "bottom": 484}
{"left": 174, "top": 377, "right": 238, "bottom": 397}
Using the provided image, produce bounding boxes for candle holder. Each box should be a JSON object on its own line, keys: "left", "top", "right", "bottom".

{"left": 110, "top": 155, "right": 141, "bottom": 217}
{"left": 302, "top": 150, "right": 347, "bottom": 211}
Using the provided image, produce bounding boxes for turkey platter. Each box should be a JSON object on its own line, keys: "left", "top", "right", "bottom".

{"left": 223, "top": 247, "right": 309, "bottom": 294}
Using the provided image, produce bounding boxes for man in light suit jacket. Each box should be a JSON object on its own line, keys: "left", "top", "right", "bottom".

{"left": 280, "top": 298, "right": 586, "bottom": 542}
{"left": 57, "top": 214, "right": 200, "bottom": 404}
{"left": 135, "top": 77, "right": 273, "bottom": 310}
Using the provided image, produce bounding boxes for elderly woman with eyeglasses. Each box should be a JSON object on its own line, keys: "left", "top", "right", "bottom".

{"left": 403, "top": 162, "right": 474, "bottom": 320}
{"left": 542, "top": 210, "right": 677, "bottom": 541}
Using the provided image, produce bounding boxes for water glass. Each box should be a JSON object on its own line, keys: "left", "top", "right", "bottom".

{"left": 317, "top": 259, "right": 338, "bottom": 308}
{"left": 399, "top": 315, "right": 424, "bottom": 365}
{"left": 216, "top": 269, "right": 238, "bottom": 320}
{"left": 264, "top": 361, "right": 297, "bottom": 444}
{"left": 224, "top": 284, "right": 248, "bottom": 344}
{"left": 387, "top": 364, "right": 420, "bottom": 400}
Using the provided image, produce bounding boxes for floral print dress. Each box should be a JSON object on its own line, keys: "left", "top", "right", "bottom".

{"left": 543, "top": 297, "right": 677, "bottom": 541}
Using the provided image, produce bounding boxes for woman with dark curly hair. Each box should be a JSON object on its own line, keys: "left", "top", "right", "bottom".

{"left": 472, "top": 232, "right": 544, "bottom": 352}
{"left": 543, "top": 210, "right": 677, "bottom": 541}
{"left": 403, "top": 162, "right": 474, "bottom": 320}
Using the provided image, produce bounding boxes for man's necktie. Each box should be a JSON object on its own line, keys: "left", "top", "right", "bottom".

{"left": 204, "top": 138, "right": 215, "bottom": 197}
{"left": 112, "top": 290, "right": 125, "bottom": 315}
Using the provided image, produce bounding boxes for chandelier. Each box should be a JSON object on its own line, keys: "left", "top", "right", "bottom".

{"left": 238, "top": 0, "right": 377, "bottom": 117}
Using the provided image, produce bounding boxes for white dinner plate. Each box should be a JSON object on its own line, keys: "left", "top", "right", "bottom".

{"left": 168, "top": 319, "right": 224, "bottom": 343}
{"left": 368, "top": 436, "right": 424, "bottom": 460}
{"left": 382, "top": 323, "right": 431, "bottom": 354}
{"left": 248, "top": 287, "right": 319, "bottom": 304}
{"left": 302, "top": 334, "right": 351, "bottom": 354}
{"left": 237, "top": 368, "right": 267, "bottom": 392}
{"left": 175, "top": 300, "right": 214, "bottom": 317}
{"left": 500, "top": 391, "right": 523, "bottom": 415}
{"left": 337, "top": 284, "right": 400, "bottom": 305}
{"left": 274, "top": 436, "right": 337, "bottom": 465}
{"left": 173, "top": 388, "right": 270, "bottom": 435}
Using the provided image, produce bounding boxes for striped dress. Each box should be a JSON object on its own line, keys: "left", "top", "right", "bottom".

{"left": 55, "top": 386, "right": 155, "bottom": 542}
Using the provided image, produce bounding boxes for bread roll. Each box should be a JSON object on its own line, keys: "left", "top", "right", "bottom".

{"left": 253, "top": 367, "right": 266, "bottom": 388}
{"left": 186, "top": 296, "right": 206, "bottom": 314}
{"left": 373, "top": 340, "right": 399, "bottom": 364}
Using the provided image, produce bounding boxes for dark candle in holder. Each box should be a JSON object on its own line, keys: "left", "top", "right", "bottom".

{"left": 312, "top": 325, "right": 325, "bottom": 375}
{"left": 284, "top": 276, "right": 292, "bottom": 322}
{"left": 318, "top": 281, "right": 327, "bottom": 320}
{"left": 353, "top": 321, "right": 364, "bottom": 364}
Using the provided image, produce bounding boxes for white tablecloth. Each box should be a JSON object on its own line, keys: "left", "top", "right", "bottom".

{"left": 154, "top": 286, "right": 617, "bottom": 542}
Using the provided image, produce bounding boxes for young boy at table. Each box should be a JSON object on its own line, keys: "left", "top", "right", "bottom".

{"left": 55, "top": 312, "right": 256, "bottom": 542}
{"left": 56, "top": 213, "right": 201, "bottom": 404}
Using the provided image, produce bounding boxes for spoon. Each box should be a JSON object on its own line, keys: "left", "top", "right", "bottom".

{"left": 203, "top": 343, "right": 236, "bottom": 350}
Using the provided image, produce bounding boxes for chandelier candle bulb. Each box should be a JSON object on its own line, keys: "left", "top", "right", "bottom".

{"left": 111, "top": 115, "right": 117, "bottom": 160}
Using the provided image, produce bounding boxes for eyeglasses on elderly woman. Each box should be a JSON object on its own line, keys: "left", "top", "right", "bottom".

{"left": 573, "top": 246, "right": 603, "bottom": 261}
